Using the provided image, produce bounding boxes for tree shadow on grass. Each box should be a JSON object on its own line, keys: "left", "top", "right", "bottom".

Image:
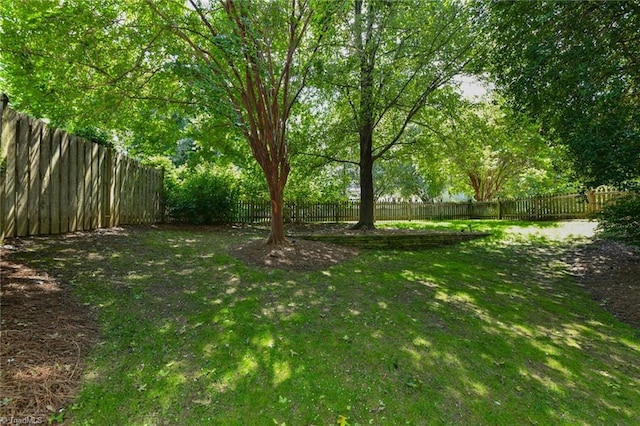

{"left": 4, "top": 226, "right": 640, "bottom": 424}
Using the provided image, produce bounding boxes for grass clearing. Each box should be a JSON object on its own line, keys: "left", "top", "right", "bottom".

{"left": 9, "top": 221, "right": 640, "bottom": 425}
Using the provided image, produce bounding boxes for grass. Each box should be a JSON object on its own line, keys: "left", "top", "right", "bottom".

{"left": 10, "top": 220, "right": 640, "bottom": 425}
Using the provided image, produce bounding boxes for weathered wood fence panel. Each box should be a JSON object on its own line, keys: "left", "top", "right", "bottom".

{"left": 0, "top": 101, "right": 163, "bottom": 240}
{"left": 236, "top": 189, "right": 626, "bottom": 224}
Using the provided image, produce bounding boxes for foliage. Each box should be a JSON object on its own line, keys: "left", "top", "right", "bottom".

{"left": 597, "top": 194, "right": 640, "bottom": 245}
{"left": 420, "top": 96, "right": 573, "bottom": 201}
{"left": 71, "top": 126, "right": 114, "bottom": 149}
{"left": 483, "top": 1, "right": 640, "bottom": 188}
{"left": 10, "top": 223, "right": 640, "bottom": 424}
{"left": 311, "top": 0, "right": 481, "bottom": 227}
{"left": 165, "top": 164, "right": 239, "bottom": 225}
{"left": 373, "top": 160, "right": 447, "bottom": 202}
{"left": 0, "top": 0, "right": 347, "bottom": 244}
{"left": 285, "top": 163, "right": 352, "bottom": 203}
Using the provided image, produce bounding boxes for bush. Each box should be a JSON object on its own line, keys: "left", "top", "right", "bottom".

{"left": 166, "top": 165, "right": 238, "bottom": 224}
{"left": 597, "top": 194, "right": 640, "bottom": 245}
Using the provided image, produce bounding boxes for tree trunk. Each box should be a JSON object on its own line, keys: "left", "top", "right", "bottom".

{"left": 352, "top": 0, "right": 376, "bottom": 230}
{"left": 261, "top": 152, "right": 290, "bottom": 245}
{"left": 352, "top": 127, "right": 376, "bottom": 229}
{"left": 265, "top": 182, "right": 289, "bottom": 245}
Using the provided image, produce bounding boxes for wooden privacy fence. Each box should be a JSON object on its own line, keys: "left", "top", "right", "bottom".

{"left": 235, "top": 188, "right": 626, "bottom": 224}
{"left": 0, "top": 96, "right": 163, "bottom": 240}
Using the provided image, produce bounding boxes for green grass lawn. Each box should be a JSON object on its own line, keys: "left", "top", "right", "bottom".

{"left": 11, "top": 221, "right": 640, "bottom": 425}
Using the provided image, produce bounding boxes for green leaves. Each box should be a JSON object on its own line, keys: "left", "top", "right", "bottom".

{"left": 419, "top": 96, "right": 570, "bottom": 201}
{"left": 165, "top": 164, "right": 239, "bottom": 225}
{"left": 597, "top": 194, "right": 640, "bottom": 245}
{"left": 484, "top": 1, "right": 640, "bottom": 187}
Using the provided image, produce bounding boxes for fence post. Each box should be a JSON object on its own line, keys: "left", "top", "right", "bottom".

{"left": 295, "top": 201, "right": 301, "bottom": 224}
{"left": 497, "top": 198, "right": 502, "bottom": 220}
{"left": 586, "top": 190, "right": 597, "bottom": 214}
{"left": 0, "top": 94, "right": 8, "bottom": 241}
{"left": 159, "top": 167, "right": 166, "bottom": 223}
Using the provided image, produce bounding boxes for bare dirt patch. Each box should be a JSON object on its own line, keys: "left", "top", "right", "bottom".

{"left": 567, "top": 240, "right": 640, "bottom": 329}
{"left": 0, "top": 249, "right": 98, "bottom": 424}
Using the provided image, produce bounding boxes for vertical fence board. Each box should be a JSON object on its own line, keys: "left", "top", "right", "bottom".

{"left": 133, "top": 163, "right": 140, "bottom": 224}
{"left": 91, "top": 143, "right": 99, "bottom": 229}
{"left": 114, "top": 154, "right": 122, "bottom": 225}
{"left": 97, "top": 145, "right": 105, "bottom": 227}
{"left": 0, "top": 103, "right": 6, "bottom": 240}
{"left": 15, "top": 114, "right": 30, "bottom": 237}
{"left": 131, "top": 160, "right": 137, "bottom": 224}
{"left": 83, "top": 138, "right": 92, "bottom": 230}
{"left": 76, "top": 138, "right": 85, "bottom": 230}
{"left": 149, "top": 168, "right": 155, "bottom": 223}
{"left": 126, "top": 159, "right": 133, "bottom": 224}
{"left": 59, "top": 132, "right": 70, "bottom": 233}
{"left": 158, "top": 169, "right": 164, "bottom": 222}
{"left": 106, "top": 151, "right": 114, "bottom": 226}
{"left": 117, "top": 156, "right": 124, "bottom": 224}
{"left": 139, "top": 166, "right": 145, "bottom": 224}
{"left": 121, "top": 157, "right": 127, "bottom": 224}
{"left": 127, "top": 160, "right": 133, "bottom": 224}
{"left": 152, "top": 170, "right": 157, "bottom": 222}
{"left": 133, "top": 160, "right": 139, "bottom": 223}
{"left": 27, "top": 119, "right": 41, "bottom": 235}
{"left": 2, "top": 110, "right": 18, "bottom": 238}
{"left": 142, "top": 167, "right": 148, "bottom": 223}
{"left": 38, "top": 125, "right": 51, "bottom": 235}
{"left": 50, "top": 129, "right": 62, "bottom": 234}
{"left": 145, "top": 168, "right": 150, "bottom": 223}
{"left": 68, "top": 136, "right": 78, "bottom": 231}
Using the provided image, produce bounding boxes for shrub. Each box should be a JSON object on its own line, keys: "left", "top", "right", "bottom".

{"left": 166, "top": 165, "right": 238, "bottom": 224}
{"left": 596, "top": 194, "right": 640, "bottom": 245}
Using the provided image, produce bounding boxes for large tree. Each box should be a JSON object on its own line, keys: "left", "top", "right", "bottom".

{"left": 420, "top": 99, "right": 561, "bottom": 201}
{"left": 484, "top": 1, "right": 640, "bottom": 188}
{"left": 316, "top": 0, "right": 478, "bottom": 228}
{"left": 0, "top": 0, "right": 342, "bottom": 244}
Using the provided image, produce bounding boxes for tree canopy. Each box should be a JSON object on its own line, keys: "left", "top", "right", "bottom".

{"left": 419, "top": 97, "right": 573, "bottom": 201}
{"left": 484, "top": 0, "right": 640, "bottom": 188}
{"left": 306, "top": 0, "right": 479, "bottom": 228}
{"left": 3, "top": 0, "right": 628, "bottom": 233}
{"left": 0, "top": 0, "right": 345, "bottom": 244}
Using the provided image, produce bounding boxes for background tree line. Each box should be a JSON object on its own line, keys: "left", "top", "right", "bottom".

{"left": 1, "top": 0, "right": 637, "bottom": 244}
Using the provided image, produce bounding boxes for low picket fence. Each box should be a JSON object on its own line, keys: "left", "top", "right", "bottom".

{"left": 235, "top": 189, "right": 625, "bottom": 224}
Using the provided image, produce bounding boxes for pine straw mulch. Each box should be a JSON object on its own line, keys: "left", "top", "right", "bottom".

{"left": 0, "top": 250, "right": 98, "bottom": 424}
{"left": 1, "top": 226, "right": 639, "bottom": 424}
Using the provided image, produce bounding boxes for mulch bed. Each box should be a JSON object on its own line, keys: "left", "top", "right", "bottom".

{"left": 230, "top": 238, "right": 359, "bottom": 272}
{"left": 0, "top": 249, "right": 98, "bottom": 424}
